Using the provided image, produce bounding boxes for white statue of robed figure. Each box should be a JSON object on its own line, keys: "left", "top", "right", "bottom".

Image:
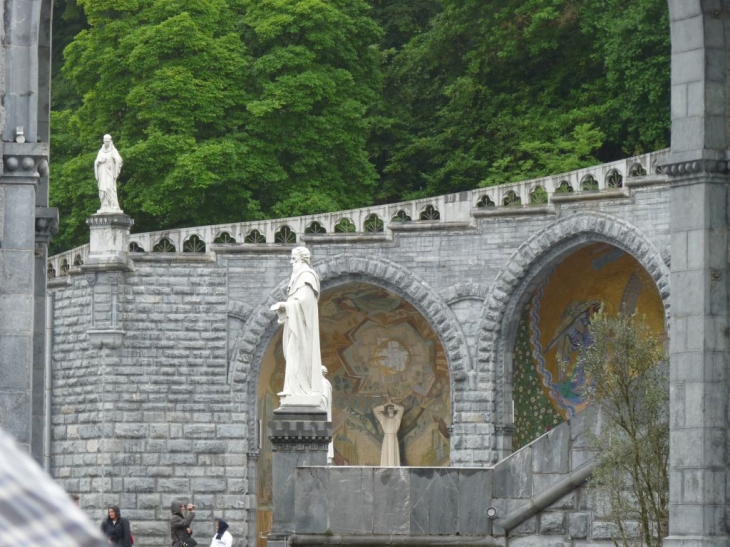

{"left": 374, "top": 399, "right": 404, "bottom": 467}
{"left": 270, "top": 247, "right": 324, "bottom": 407}
{"left": 94, "top": 134, "right": 123, "bottom": 214}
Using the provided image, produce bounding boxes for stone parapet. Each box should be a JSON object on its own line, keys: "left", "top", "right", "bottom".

{"left": 286, "top": 409, "right": 616, "bottom": 545}
{"left": 48, "top": 150, "right": 670, "bottom": 276}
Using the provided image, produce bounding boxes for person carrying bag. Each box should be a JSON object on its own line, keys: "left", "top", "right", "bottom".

{"left": 170, "top": 501, "right": 197, "bottom": 547}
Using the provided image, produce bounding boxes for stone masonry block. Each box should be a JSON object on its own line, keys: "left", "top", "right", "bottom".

{"left": 568, "top": 513, "right": 589, "bottom": 539}
{"left": 539, "top": 512, "right": 566, "bottom": 535}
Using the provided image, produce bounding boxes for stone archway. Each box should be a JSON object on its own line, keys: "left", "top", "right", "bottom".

{"left": 476, "top": 212, "right": 670, "bottom": 457}
{"left": 230, "top": 254, "right": 472, "bottom": 450}
{"left": 230, "top": 254, "right": 473, "bottom": 546}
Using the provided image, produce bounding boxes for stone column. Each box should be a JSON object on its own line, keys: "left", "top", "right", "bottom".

{"left": 664, "top": 167, "right": 729, "bottom": 547}
{"left": 663, "top": 3, "right": 730, "bottom": 547}
{"left": 32, "top": 205, "right": 58, "bottom": 465}
{"left": 0, "top": 143, "right": 49, "bottom": 452}
{"left": 267, "top": 406, "right": 331, "bottom": 547}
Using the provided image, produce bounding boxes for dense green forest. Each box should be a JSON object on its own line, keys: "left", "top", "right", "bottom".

{"left": 50, "top": 0, "right": 670, "bottom": 253}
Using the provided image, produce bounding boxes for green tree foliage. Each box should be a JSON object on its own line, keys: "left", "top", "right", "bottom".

{"left": 582, "top": 312, "right": 669, "bottom": 547}
{"left": 366, "top": 0, "right": 441, "bottom": 52}
{"left": 50, "top": 0, "right": 382, "bottom": 251}
{"left": 240, "top": 0, "right": 382, "bottom": 217}
{"left": 376, "top": 0, "right": 669, "bottom": 200}
{"left": 582, "top": 0, "right": 670, "bottom": 156}
{"left": 50, "top": 0, "right": 670, "bottom": 252}
{"left": 51, "top": 0, "right": 88, "bottom": 111}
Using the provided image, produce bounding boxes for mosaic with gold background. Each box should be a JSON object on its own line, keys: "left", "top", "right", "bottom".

{"left": 256, "top": 283, "right": 451, "bottom": 545}
{"left": 513, "top": 243, "right": 665, "bottom": 449}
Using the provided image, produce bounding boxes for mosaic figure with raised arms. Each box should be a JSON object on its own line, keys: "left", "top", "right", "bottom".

{"left": 270, "top": 246, "right": 324, "bottom": 406}
{"left": 94, "top": 134, "right": 124, "bottom": 214}
{"left": 374, "top": 399, "right": 404, "bottom": 466}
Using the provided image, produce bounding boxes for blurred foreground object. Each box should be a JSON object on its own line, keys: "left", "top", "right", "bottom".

{"left": 0, "top": 427, "right": 106, "bottom": 547}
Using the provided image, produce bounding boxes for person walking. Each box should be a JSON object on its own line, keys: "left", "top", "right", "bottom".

{"left": 209, "top": 518, "right": 232, "bottom": 547}
{"left": 100, "top": 505, "right": 132, "bottom": 547}
{"left": 171, "top": 501, "right": 196, "bottom": 547}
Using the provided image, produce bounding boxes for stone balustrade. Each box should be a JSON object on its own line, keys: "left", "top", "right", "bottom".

{"left": 48, "top": 149, "right": 668, "bottom": 279}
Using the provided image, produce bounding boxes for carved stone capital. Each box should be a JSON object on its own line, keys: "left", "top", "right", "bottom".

{"left": 495, "top": 425, "right": 516, "bottom": 436}
{"left": 3, "top": 142, "right": 49, "bottom": 182}
{"left": 35, "top": 206, "right": 59, "bottom": 244}
{"left": 268, "top": 419, "right": 332, "bottom": 453}
{"left": 270, "top": 441, "right": 330, "bottom": 453}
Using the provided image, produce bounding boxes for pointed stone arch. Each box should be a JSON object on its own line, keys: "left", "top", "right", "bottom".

{"left": 477, "top": 212, "right": 670, "bottom": 454}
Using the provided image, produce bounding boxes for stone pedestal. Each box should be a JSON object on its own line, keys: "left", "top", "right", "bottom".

{"left": 84, "top": 213, "right": 134, "bottom": 270}
{"left": 267, "top": 406, "right": 331, "bottom": 547}
{"left": 83, "top": 213, "right": 133, "bottom": 350}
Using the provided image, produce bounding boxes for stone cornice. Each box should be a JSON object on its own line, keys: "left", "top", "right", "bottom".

{"left": 86, "top": 214, "right": 135, "bottom": 229}
{"left": 659, "top": 158, "right": 730, "bottom": 178}
{"left": 550, "top": 189, "right": 629, "bottom": 204}
{"left": 268, "top": 420, "right": 332, "bottom": 453}
{"left": 387, "top": 220, "right": 474, "bottom": 232}
{"left": 300, "top": 233, "right": 392, "bottom": 244}
{"left": 472, "top": 205, "right": 554, "bottom": 217}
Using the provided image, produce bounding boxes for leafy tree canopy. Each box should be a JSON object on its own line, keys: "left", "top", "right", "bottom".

{"left": 51, "top": 0, "right": 382, "bottom": 251}
{"left": 50, "top": 0, "right": 669, "bottom": 252}
{"left": 376, "top": 0, "right": 669, "bottom": 200}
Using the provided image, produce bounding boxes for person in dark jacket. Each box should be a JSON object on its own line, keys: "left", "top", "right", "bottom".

{"left": 171, "top": 500, "right": 196, "bottom": 547}
{"left": 101, "top": 505, "right": 132, "bottom": 547}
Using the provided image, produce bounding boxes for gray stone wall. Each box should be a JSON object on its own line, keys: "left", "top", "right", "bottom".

{"left": 51, "top": 260, "right": 250, "bottom": 544}
{"left": 49, "top": 181, "right": 672, "bottom": 546}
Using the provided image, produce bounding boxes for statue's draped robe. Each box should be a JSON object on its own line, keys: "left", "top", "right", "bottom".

{"left": 95, "top": 145, "right": 123, "bottom": 212}
{"left": 322, "top": 378, "right": 334, "bottom": 462}
{"left": 280, "top": 267, "right": 323, "bottom": 398}
{"left": 375, "top": 405, "right": 404, "bottom": 466}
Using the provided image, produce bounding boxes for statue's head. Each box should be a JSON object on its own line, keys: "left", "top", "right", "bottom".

{"left": 103, "top": 134, "right": 112, "bottom": 147}
{"left": 291, "top": 246, "right": 311, "bottom": 265}
{"left": 385, "top": 404, "right": 395, "bottom": 417}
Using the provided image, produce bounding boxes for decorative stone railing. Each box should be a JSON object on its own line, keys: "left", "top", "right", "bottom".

{"left": 47, "top": 149, "right": 669, "bottom": 278}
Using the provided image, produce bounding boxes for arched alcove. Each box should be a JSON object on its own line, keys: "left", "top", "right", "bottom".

{"left": 510, "top": 242, "right": 666, "bottom": 448}
{"left": 254, "top": 281, "right": 452, "bottom": 545}
{"left": 477, "top": 212, "right": 670, "bottom": 459}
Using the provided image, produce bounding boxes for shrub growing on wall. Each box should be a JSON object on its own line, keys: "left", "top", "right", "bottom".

{"left": 582, "top": 312, "right": 668, "bottom": 547}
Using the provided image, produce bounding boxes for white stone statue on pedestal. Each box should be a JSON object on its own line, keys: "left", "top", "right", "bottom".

{"left": 270, "top": 247, "right": 324, "bottom": 407}
{"left": 374, "top": 399, "right": 404, "bottom": 466}
{"left": 94, "top": 134, "right": 123, "bottom": 214}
